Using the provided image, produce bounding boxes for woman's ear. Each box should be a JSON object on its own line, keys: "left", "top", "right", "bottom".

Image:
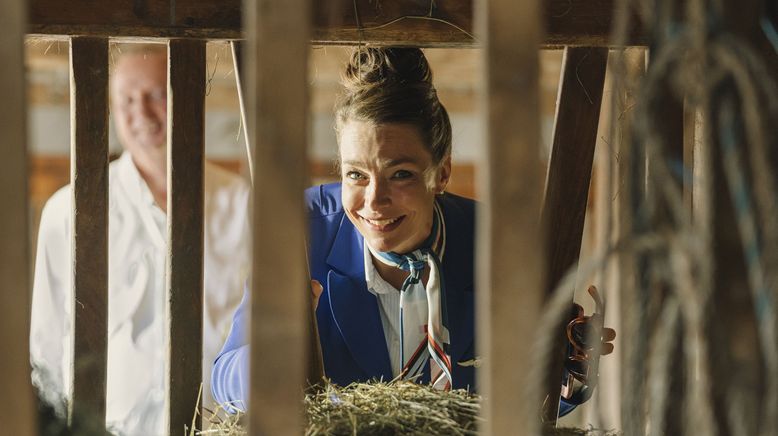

{"left": 437, "top": 155, "right": 452, "bottom": 193}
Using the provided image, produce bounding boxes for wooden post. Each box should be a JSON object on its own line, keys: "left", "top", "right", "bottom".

{"left": 0, "top": 0, "right": 37, "bottom": 434}
{"left": 541, "top": 46, "right": 608, "bottom": 423}
{"left": 245, "top": 0, "right": 310, "bottom": 433}
{"left": 166, "top": 39, "right": 206, "bottom": 435}
{"left": 476, "top": 0, "right": 544, "bottom": 434}
{"left": 69, "top": 36, "right": 110, "bottom": 428}
{"left": 618, "top": 48, "right": 647, "bottom": 436}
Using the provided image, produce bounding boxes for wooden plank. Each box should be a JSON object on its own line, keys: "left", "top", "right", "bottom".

{"left": 0, "top": 0, "right": 36, "bottom": 434}
{"left": 540, "top": 46, "right": 608, "bottom": 423}
{"left": 69, "top": 36, "right": 110, "bottom": 429}
{"left": 618, "top": 48, "right": 647, "bottom": 436}
{"left": 27, "top": 0, "right": 647, "bottom": 46}
{"left": 476, "top": 0, "right": 544, "bottom": 434}
{"left": 246, "top": 0, "right": 309, "bottom": 432}
{"left": 166, "top": 38, "right": 206, "bottom": 435}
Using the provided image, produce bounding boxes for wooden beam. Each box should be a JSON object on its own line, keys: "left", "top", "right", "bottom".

{"left": 68, "top": 36, "right": 109, "bottom": 429}
{"left": 476, "top": 0, "right": 544, "bottom": 435}
{"left": 540, "top": 46, "right": 608, "bottom": 423}
{"left": 27, "top": 0, "right": 647, "bottom": 46}
{"left": 0, "top": 0, "right": 36, "bottom": 434}
{"left": 246, "top": 0, "right": 309, "bottom": 433}
{"left": 166, "top": 38, "right": 206, "bottom": 435}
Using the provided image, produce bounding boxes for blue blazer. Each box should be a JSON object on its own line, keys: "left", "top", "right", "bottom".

{"left": 211, "top": 183, "right": 475, "bottom": 406}
{"left": 211, "top": 183, "right": 575, "bottom": 415}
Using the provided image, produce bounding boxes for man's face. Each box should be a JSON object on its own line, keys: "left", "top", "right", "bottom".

{"left": 111, "top": 52, "right": 167, "bottom": 162}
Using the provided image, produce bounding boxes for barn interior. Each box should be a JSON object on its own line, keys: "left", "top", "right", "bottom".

{"left": 1, "top": 0, "right": 777, "bottom": 435}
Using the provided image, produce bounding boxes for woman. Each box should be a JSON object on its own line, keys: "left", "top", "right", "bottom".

{"left": 211, "top": 47, "right": 606, "bottom": 416}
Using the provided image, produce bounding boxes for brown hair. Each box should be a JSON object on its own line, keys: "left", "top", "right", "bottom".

{"left": 335, "top": 47, "right": 452, "bottom": 166}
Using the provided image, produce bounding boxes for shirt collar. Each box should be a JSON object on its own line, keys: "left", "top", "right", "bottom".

{"left": 116, "top": 151, "right": 161, "bottom": 210}
{"left": 363, "top": 239, "right": 398, "bottom": 296}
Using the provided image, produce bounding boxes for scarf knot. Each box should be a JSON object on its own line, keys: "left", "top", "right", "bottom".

{"left": 398, "top": 254, "right": 427, "bottom": 289}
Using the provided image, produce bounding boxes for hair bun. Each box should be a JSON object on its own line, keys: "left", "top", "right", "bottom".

{"left": 342, "top": 47, "right": 433, "bottom": 93}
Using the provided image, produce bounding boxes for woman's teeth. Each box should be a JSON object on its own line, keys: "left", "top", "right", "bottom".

{"left": 364, "top": 217, "right": 400, "bottom": 226}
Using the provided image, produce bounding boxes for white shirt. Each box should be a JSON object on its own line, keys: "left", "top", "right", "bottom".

{"left": 30, "top": 152, "right": 251, "bottom": 436}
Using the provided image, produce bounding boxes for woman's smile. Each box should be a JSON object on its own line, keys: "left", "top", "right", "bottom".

{"left": 359, "top": 214, "right": 406, "bottom": 233}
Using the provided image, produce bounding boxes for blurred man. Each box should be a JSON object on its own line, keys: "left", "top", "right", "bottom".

{"left": 30, "top": 44, "right": 250, "bottom": 435}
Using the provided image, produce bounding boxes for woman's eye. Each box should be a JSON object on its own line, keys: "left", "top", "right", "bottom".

{"left": 345, "top": 171, "right": 365, "bottom": 181}
{"left": 391, "top": 170, "right": 413, "bottom": 179}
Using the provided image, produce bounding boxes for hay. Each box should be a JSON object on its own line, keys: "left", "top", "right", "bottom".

{"left": 199, "top": 380, "right": 479, "bottom": 436}
{"left": 198, "top": 380, "right": 621, "bottom": 436}
{"left": 304, "top": 381, "right": 480, "bottom": 436}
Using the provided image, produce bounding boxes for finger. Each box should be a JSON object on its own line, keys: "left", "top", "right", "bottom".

{"left": 311, "top": 279, "right": 323, "bottom": 309}
{"left": 311, "top": 279, "right": 323, "bottom": 298}
{"left": 601, "top": 343, "right": 614, "bottom": 355}
{"left": 602, "top": 328, "right": 616, "bottom": 341}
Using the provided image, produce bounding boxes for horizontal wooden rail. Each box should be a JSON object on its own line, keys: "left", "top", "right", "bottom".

{"left": 27, "top": 0, "right": 646, "bottom": 46}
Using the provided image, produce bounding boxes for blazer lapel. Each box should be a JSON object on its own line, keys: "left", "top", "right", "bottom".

{"left": 325, "top": 214, "right": 393, "bottom": 381}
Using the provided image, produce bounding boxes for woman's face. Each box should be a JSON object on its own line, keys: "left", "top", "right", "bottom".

{"left": 339, "top": 121, "right": 450, "bottom": 254}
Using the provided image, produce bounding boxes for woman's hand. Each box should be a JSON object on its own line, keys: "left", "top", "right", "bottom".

{"left": 563, "top": 286, "right": 615, "bottom": 394}
{"left": 311, "top": 279, "right": 323, "bottom": 310}
{"left": 559, "top": 286, "right": 615, "bottom": 404}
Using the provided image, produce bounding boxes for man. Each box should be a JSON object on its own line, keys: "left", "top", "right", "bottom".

{"left": 30, "top": 44, "right": 250, "bottom": 435}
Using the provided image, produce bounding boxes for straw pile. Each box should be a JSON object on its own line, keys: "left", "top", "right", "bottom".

{"left": 200, "top": 380, "right": 479, "bottom": 436}
{"left": 199, "top": 380, "right": 621, "bottom": 436}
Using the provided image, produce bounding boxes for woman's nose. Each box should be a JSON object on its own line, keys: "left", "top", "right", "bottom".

{"left": 365, "top": 179, "right": 390, "bottom": 209}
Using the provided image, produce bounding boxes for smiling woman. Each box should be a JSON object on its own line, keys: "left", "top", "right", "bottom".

{"left": 210, "top": 47, "right": 601, "bottom": 416}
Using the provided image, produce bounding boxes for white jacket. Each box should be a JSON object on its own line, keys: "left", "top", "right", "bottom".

{"left": 30, "top": 152, "right": 251, "bottom": 435}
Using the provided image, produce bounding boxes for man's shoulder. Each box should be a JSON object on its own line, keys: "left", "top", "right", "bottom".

{"left": 40, "top": 184, "right": 72, "bottom": 220}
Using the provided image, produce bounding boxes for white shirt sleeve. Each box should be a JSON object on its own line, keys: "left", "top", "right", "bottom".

{"left": 30, "top": 187, "right": 73, "bottom": 412}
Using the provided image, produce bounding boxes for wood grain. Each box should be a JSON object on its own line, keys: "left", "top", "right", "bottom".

{"left": 27, "top": 0, "right": 647, "bottom": 46}
{"left": 246, "top": 0, "right": 309, "bottom": 432}
{"left": 166, "top": 38, "right": 206, "bottom": 435}
{"left": 476, "top": 0, "right": 545, "bottom": 434}
{"left": 0, "top": 0, "right": 37, "bottom": 433}
{"left": 69, "top": 36, "right": 110, "bottom": 429}
{"left": 540, "top": 46, "right": 608, "bottom": 424}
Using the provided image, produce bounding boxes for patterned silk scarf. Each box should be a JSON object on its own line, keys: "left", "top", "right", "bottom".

{"left": 367, "top": 200, "right": 453, "bottom": 390}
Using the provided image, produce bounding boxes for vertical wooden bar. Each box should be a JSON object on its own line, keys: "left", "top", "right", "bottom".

{"left": 619, "top": 48, "right": 647, "bottom": 436}
{"left": 69, "top": 36, "right": 110, "bottom": 428}
{"left": 0, "top": 0, "right": 36, "bottom": 434}
{"left": 166, "top": 39, "right": 206, "bottom": 435}
{"left": 476, "top": 0, "right": 543, "bottom": 434}
{"left": 246, "top": 0, "right": 309, "bottom": 433}
{"left": 541, "top": 46, "right": 609, "bottom": 423}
